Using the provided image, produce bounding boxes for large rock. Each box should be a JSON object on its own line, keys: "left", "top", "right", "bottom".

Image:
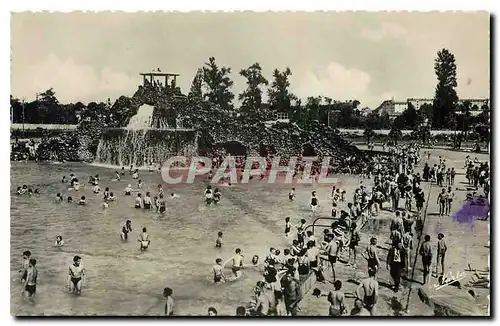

{"left": 418, "top": 285, "right": 482, "bottom": 316}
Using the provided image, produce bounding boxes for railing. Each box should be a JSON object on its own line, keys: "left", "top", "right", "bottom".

{"left": 303, "top": 217, "right": 339, "bottom": 234}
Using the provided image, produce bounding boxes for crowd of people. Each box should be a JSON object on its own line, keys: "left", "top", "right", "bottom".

{"left": 14, "top": 139, "right": 490, "bottom": 316}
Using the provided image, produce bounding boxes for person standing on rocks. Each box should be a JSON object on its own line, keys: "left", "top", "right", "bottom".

{"left": 386, "top": 242, "right": 406, "bottom": 292}
{"left": 435, "top": 233, "right": 447, "bottom": 276}
{"left": 419, "top": 235, "right": 433, "bottom": 284}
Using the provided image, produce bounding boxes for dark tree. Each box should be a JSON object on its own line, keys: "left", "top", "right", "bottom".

{"left": 402, "top": 103, "right": 420, "bottom": 129}
{"left": 419, "top": 103, "right": 433, "bottom": 121}
{"left": 389, "top": 126, "right": 403, "bottom": 145}
{"left": 188, "top": 68, "right": 203, "bottom": 102}
{"left": 364, "top": 127, "right": 376, "bottom": 144}
{"left": 38, "top": 88, "right": 59, "bottom": 106}
{"left": 202, "top": 57, "right": 234, "bottom": 112}
{"left": 267, "top": 67, "right": 297, "bottom": 118}
{"left": 238, "top": 63, "right": 268, "bottom": 117}
{"left": 433, "top": 49, "right": 458, "bottom": 129}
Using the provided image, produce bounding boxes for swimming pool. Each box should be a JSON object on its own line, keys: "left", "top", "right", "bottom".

{"left": 10, "top": 161, "right": 351, "bottom": 316}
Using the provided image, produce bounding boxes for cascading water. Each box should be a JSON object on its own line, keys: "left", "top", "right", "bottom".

{"left": 94, "top": 104, "right": 198, "bottom": 168}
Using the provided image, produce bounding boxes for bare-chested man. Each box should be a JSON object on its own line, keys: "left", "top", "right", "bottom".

{"left": 362, "top": 237, "right": 381, "bottom": 274}
{"left": 68, "top": 255, "right": 85, "bottom": 295}
{"left": 138, "top": 227, "right": 151, "bottom": 251}
{"left": 224, "top": 248, "right": 244, "bottom": 280}
{"left": 22, "top": 258, "right": 38, "bottom": 300}
{"left": 356, "top": 268, "right": 379, "bottom": 316}
{"left": 328, "top": 280, "right": 346, "bottom": 316}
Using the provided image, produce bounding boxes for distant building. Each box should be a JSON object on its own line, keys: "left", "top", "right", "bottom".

{"left": 407, "top": 98, "right": 433, "bottom": 110}
{"left": 375, "top": 97, "right": 489, "bottom": 120}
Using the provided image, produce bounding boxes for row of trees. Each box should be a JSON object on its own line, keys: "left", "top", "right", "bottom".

{"left": 11, "top": 49, "right": 490, "bottom": 133}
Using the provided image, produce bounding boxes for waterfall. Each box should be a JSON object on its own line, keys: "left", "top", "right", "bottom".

{"left": 94, "top": 104, "right": 198, "bottom": 168}
{"left": 126, "top": 104, "right": 155, "bottom": 130}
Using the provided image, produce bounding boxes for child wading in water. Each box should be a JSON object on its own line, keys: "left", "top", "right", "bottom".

{"left": 284, "top": 217, "right": 292, "bottom": 237}
{"left": 215, "top": 231, "right": 223, "bottom": 248}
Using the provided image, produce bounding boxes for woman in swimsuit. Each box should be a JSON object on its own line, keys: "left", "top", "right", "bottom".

{"left": 310, "top": 191, "right": 319, "bottom": 212}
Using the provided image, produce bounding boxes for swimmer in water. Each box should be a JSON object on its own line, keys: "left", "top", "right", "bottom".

{"left": 56, "top": 193, "right": 63, "bottom": 202}
{"left": 102, "top": 199, "right": 109, "bottom": 209}
{"left": 124, "top": 184, "right": 133, "bottom": 196}
{"left": 68, "top": 255, "right": 85, "bottom": 295}
{"left": 134, "top": 193, "right": 143, "bottom": 209}
{"left": 224, "top": 248, "right": 244, "bottom": 280}
{"left": 20, "top": 250, "right": 31, "bottom": 283}
{"left": 121, "top": 220, "right": 132, "bottom": 240}
{"left": 170, "top": 192, "right": 180, "bottom": 199}
{"left": 132, "top": 169, "right": 139, "bottom": 180}
{"left": 108, "top": 192, "right": 116, "bottom": 201}
{"left": 93, "top": 182, "right": 101, "bottom": 194}
{"left": 121, "top": 167, "right": 125, "bottom": 176}
{"left": 34, "top": 188, "right": 40, "bottom": 194}
{"left": 22, "top": 259, "right": 38, "bottom": 300}
{"left": 138, "top": 227, "right": 151, "bottom": 251}
{"left": 114, "top": 171, "right": 121, "bottom": 181}
{"left": 54, "top": 236, "right": 65, "bottom": 247}
{"left": 16, "top": 186, "right": 22, "bottom": 195}
{"left": 213, "top": 188, "right": 221, "bottom": 204}
{"left": 289, "top": 188, "right": 296, "bottom": 201}
{"left": 62, "top": 176, "right": 67, "bottom": 183}
{"left": 284, "top": 217, "right": 291, "bottom": 237}
{"left": 103, "top": 187, "right": 110, "bottom": 200}
{"left": 143, "top": 192, "right": 152, "bottom": 210}
{"left": 137, "top": 179, "right": 143, "bottom": 189}
{"left": 158, "top": 184, "right": 164, "bottom": 197}
{"left": 27, "top": 188, "right": 33, "bottom": 196}
{"left": 72, "top": 179, "right": 80, "bottom": 191}
{"left": 78, "top": 196, "right": 86, "bottom": 205}
{"left": 20, "top": 185, "right": 28, "bottom": 195}
{"left": 215, "top": 231, "right": 223, "bottom": 248}
{"left": 129, "top": 165, "right": 134, "bottom": 174}
{"left": 67, "top": 196, "right": 73, "bottom": 203}
{"left": 204, "top": 186, "right": 213, "bottom": 205}
{"left": 213, "top": 258, "right": 226, "bottom": 284}
{"left": 157, "top": 194, "right": 166, "bottom": 213}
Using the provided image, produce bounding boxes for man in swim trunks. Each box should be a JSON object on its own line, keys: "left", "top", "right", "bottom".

{"left": 213, "top": 258, "right": 226, "bottom": 284}
{"left": 138, "top": 227, "right": 151, "bottom": 251}
{"left": 121, "top": 220, "right": 132, "bottom": 240}
{"left": 225, "top": 248, "right": 244, "bottom": 280}
{"left": 362, "top": 237, "right": 381, "bottom": 274}
{"left": 22, "top": 259, "right": 38, "bottom": 300}
{"left": 20, "top": 250, "right": 31, "bottom": 282}
{"left": 68, "top": 255, "right": 85, "bottom": 295}
{"left": 356, "top": 268, "right": 379, "bottom": 316}
{"left": 328, "top": 280, "right": 346, "bottom": 316}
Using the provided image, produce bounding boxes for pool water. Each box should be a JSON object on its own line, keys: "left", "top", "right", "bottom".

{"left": 10, "top": 161, "right": 361, "bottom": 316}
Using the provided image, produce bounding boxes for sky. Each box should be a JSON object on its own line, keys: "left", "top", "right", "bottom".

{"left": 11, "top": 12, "right": 490, "bottom": 109}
